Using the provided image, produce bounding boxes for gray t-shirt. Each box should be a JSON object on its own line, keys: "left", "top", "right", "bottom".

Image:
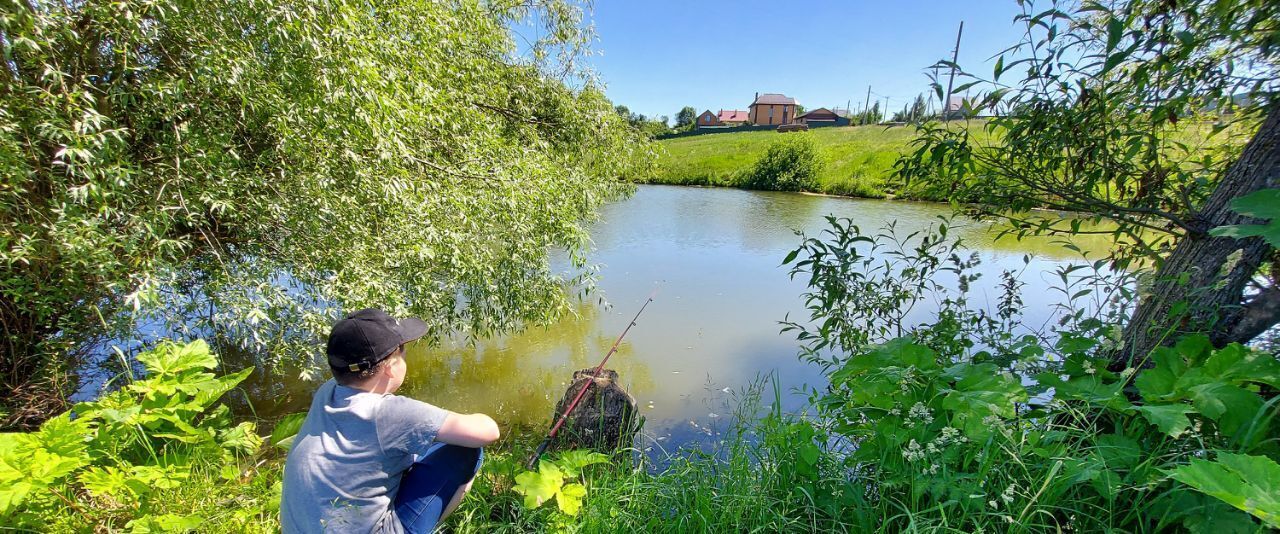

{"left": 281, "top": 380, "right": 451, "bottom": 533}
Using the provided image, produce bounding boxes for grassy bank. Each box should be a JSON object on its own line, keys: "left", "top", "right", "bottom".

{"left": 646, "top": 123, "right": 949, "bottom": 199}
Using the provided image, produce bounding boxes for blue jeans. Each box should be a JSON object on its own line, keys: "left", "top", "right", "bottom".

{"left": 394, "top": 443, "right": 484, "bottom": 534}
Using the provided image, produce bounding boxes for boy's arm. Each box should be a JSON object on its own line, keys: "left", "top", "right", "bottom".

{"left": 436, "top": 412, "right": 500, "bottom": 448}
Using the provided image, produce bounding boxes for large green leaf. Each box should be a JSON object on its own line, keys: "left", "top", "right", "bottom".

{"left": 1038, "top": 372, "right": 1131, "bottom": 411}
{"left": 1170, "top": 453, "right": 1280, "bottom": 528}
{"left": 1202, "top": 343, "right": 1280, "bottom": 388}
{"left": 1228, "top": 189, "right": 1280, "bottom": 219}
{"left": 1211, "top": 190, "right": 1280, "bottom": 247}
{"left": 941, "top": 362, "right": 1026, "bottom": 436}
{"left": 1189, "top": 383, "right": 1262, "bottom": 438}
{"left": 270, "top": 413, "right": 309, "bottom": 450}
{"left": 555, "top": 450, "right": 609, "bottom": 478}
{"left": 1134, "top": 404, "right": 1196, "bottom": 438}
{"left": 513, "top": 462, "right": 564, "bottom": 509}
{"left": 136, "top": 340, "right": 218, "bottom": 377}
{"left": 1094, "top": 434, "right": 1141, "bottom": 470}
{"left": 556, "top": 482, "right": 588, "bottom": 516}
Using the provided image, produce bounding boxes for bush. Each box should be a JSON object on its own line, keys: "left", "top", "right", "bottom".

{"left": 780, "top": 216, "right": 1280, "bottom": 532}
{"left": 0, "top": 340, "right": 283, "bottom": 531}
{"left": 744, "top": 134, "right": 824, "bottom": 192}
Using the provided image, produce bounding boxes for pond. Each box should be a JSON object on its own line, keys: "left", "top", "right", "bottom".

{"left": 250, "top": 184, "right": 1118, "bottom": 452}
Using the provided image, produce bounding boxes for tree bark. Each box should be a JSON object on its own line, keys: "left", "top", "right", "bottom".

{"left": 1117, "top": 105, "right": 1280, "bottom": 368}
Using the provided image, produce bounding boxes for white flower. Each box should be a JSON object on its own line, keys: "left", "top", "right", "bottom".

{"left": 902, "top": 439, "right": 924, "bottom": 462}
{"left": 908, "top": 402, "right": 934, "bottom": 425}
{"left": 1001, "top": 483, "right": 1017, "bottom": 505}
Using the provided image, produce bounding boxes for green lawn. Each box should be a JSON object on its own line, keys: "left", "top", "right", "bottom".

{"left": 646, "top": 124, "right": 931, "bottom": 198}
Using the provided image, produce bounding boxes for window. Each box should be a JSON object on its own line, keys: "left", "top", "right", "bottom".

{"left": 768, "top": 107, "right": 774, "bottom": 122}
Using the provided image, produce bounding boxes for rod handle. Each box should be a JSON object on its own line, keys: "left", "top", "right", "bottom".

{"left": 525, "top": 438, "right": 551, "bottom": 471}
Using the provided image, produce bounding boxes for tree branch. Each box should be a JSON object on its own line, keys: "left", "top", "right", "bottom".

{"left": 1219, "top": 285, "right": 1280, "bottom": 346}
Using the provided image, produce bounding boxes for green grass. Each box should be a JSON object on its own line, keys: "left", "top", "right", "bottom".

{"left": 646, "top": 124, "right": 934, "bottom": 199}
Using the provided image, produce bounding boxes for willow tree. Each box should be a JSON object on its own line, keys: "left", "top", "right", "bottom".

{"left": 896, "top": 0, "right": 1279, "bottom": 366}
{"left": 0, "top": 0, "right": 651, "bottom": 426}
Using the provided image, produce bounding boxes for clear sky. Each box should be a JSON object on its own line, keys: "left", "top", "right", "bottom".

{"left": 582, "top": 1, "right": 1032, "bottom": 120}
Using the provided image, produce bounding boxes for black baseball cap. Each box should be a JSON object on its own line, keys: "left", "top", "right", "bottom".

{"left": 326, "top": 308, "right": 428, "bottom": 373}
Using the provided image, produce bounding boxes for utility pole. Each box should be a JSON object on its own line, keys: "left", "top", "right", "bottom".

{"left": 862, "top": 85, "right": 872, "bottom": 125}
{"left": 943, "top": 21, "right": 964, "bottom": 121}
{"left": 883, "top": 96, "right": 890, "bottom": 123}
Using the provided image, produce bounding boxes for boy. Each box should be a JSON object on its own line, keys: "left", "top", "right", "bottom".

{"left": 282, "top": 308, "right": 500, "bottom": 533}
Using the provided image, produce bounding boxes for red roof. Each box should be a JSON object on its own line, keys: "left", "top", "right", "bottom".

{"left": 718, "top": 109, "right": 749, "bottom": 122}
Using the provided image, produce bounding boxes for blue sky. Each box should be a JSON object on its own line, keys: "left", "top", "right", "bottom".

{"left": 581, "top": 1, "right": 1032, "bottom": 120}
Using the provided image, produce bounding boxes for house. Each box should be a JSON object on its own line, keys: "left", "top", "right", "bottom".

{"left": 748, "top": 93, "right": 798, "bottom": 126}
{"left": 718, "top": 109, "right": 750, "bottom": 126}
{"left": 696, "top": 110, "right": 722, "bottom": 128}
{"left": 696, "top": 109, "right": 751, "bottom": 129}
{"left": 795, "top": 107, "right": 850, "bottom": 127}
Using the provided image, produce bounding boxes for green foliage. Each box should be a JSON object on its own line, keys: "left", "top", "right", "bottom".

{"left": 743, "top": 133, "right": 824, "bottom": 192}
{"left": 0, "top": 340, "right": 279, "bottom": 531}
{"left": 268, "top": 412, "right": 308, "bottom": 451}
{"left": 1211, "top": 189, "right": 1280, "bottom": 247}
{"left": 1170, "top": 452, "right": 1280, "bottom": 528}
{"left": 895, "top": 0, "right": 1277, "bottom": 265}
{"left": 783, "top": 216, "right": 1279, "bottom": 532}
{"left": 512, "top": 450, "right": 608, "bottom": 518}
{"left": 0, "top": 0, "right": 651, "bottom": 419}
{"left": 675, "top": 106, "right": 697, "bottom": 129}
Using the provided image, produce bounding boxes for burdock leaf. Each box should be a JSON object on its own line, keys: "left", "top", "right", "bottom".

{"left": 1135, "top": 404, "right": 1196, "bottom": 438}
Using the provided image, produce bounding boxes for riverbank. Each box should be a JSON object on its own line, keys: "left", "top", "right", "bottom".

{"left": 642, "top": 122, "right": 980, "bottom": 200}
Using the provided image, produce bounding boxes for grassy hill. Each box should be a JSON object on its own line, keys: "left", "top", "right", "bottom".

{"left": 645, "top": 124, "right": 930, "bottom": 198}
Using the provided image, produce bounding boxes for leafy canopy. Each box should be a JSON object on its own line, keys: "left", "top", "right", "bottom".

{"left": 0, "top": 0, "right": 652, "bottom": 400}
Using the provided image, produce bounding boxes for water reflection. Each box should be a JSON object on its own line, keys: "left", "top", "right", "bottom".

{"left": 159, "top": 185, "right": 1124, "bottom": 453}
{"left": 399, "top": 301, "right": 655, "bottom": 427}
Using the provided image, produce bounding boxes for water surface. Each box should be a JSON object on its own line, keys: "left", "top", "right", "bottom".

{"left": 256, "top": 185, "right": 1115, "bottom": 450}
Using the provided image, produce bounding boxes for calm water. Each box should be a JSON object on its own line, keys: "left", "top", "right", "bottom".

{"left": 251, "top": 185, "right": 1114, "bottom": 450}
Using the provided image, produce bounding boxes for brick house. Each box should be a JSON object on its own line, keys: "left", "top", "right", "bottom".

{"left": 748, "top": 93, "right": 797, "bottom": 126}
{"left": 696, "top": 110, "right": 722, "bottom": 127}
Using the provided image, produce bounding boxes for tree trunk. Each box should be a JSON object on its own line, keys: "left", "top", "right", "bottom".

{"left": 1117, "top": 105, "right": 1280, "bottom": 368}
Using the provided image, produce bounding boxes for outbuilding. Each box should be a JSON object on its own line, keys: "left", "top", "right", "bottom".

{"left": 795, "top": 107, "right": 850, "bottom": 127}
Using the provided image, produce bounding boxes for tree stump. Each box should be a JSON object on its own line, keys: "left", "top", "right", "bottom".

{"left": 548, "top": 368, "right": 640, "bottom": 452}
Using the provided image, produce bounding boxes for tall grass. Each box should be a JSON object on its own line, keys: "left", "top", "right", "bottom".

{"left": 645, "top": 123, "right": 980, "bottom": 200}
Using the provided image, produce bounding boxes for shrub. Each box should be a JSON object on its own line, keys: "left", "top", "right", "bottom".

{"left": 782, "top": 216, "right": 1280, "bottom": 532}
{"left": 0, "top": 340, "right": 281, "bottom": 531}
{"left": 744, "top": 134, "right": 824, "bottom": 192}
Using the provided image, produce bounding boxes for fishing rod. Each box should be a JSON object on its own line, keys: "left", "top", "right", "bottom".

{"left": 526, "top": 287, "right": 657, "bottom": 470}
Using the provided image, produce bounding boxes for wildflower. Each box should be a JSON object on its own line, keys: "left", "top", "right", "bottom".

{"left": 902, "top": 439, "right": 924, "bottom": 462}
{"left": 927, "top": 463, "right": 940, "bottom": 475}
{"left": 989, "top": 500, "right": 999, "bottom": 509}
{"left": 908, "top": 402, "right": 934, "bottom": 425}
{"left": 1001, "top": 483, "right": 1017, "bottom": 505}
{"left": 888, "top": 406, "right": 902, "bottom": 416}
{"left": 982, "top": 414, "right": 1002, "bottom": 427}
{"left": 1082, "top": 360, "right": 1097, "bottom": 375}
